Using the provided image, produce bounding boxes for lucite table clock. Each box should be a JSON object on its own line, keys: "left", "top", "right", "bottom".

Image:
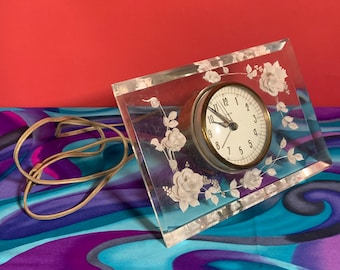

{"left": 112, "top": 39, "right": 331, "bottom": 247}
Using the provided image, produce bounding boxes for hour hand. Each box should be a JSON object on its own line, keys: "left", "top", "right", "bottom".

{"left": 208, "top": 106, "right": 238, "bottom": 131}
{"left": 208, "top": 106, "right": 232, "bottom": 125}
{"left": 212, "top": 121, "right": 231, "bottom": 128}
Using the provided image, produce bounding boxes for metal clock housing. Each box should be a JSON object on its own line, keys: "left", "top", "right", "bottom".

{"left": 191, "top": 82, "right": 272, "bottom": 172}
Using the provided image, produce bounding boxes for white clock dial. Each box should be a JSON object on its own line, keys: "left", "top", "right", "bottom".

{"left": 192, "top": 83, "right": 272, "bottom": 171}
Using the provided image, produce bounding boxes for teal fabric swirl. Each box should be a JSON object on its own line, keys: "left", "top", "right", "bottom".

{"left": 0, "top": 107, "right": 339, "bottom": 269}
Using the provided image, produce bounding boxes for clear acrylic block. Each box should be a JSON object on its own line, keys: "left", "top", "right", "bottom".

{"left": 112, "top": 39, "right": 331, "bottom": 247}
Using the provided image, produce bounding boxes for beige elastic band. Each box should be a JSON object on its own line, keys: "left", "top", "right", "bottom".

{"left": 13, "top": 116, "right": 134, "bottom": 220}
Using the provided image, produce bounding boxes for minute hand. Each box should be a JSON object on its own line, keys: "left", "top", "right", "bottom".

{"left": 208, "top": 106, "right": 233, "bottom": 124}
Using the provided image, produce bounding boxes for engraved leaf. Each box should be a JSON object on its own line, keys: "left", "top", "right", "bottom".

{"left": 211, "top": 194, "right": 219, "bottom": 205}
{"left": 265, "top": 156, "right": 273, "bottom": 165}
{"left": 246, "top": 64, "right": 252, "bottom": 73}
{"left": 266, "top": 168, "right": 277, "bottom": 176}
{"left": 222, "top": 66, "right": 229, "bottom": 74}
{"left": 282, "top": 115, "right": 294, "bottom": 128}
{"left": 287, "top": 148, "right": 296, "bottom": 164}
{"left": 230, "top": 179, "right": 240, "bottom": 198}
{"left": 168, "top": 120, "right": 179, "bottom": 128}
{"left": 288, "top": 122, "right": 299, "bottom": 130}
{"left": 150, "top": 138, "right": 163, "bottom": 151}
{"left": 284, "top": 115, "right": 294, "bottom": 122}
{"left": 276, "top": 101, "right": 288, "bottom": 113}
{"left": 179, "top": 201, "right": 189, "bottom": 212}
{"left": 280, "top": 137, "right": 287, "bottom": 149}
{"left": 208, "top": 186, "right": 219, "bottom": 194}
{"left": 205, "top": 190, "right": 212, "bottom": 200}
{"left": 294, "top": 153, "right": 304, "bottom": 161}
{"left": 168, "top": 111, "right": 177, "bottom": 120}
{"left": 189, "top": 199, "right": 200, "bottom": 207}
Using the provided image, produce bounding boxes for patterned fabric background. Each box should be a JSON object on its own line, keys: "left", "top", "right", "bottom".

{"left": 0, "top": 107, "right": 339, "bottom": 269}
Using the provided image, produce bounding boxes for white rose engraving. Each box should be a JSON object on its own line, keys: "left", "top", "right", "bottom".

{"left": 169, "top": 168, "right": 204, "bottom": 212}
{"left": 161, "top": 128, "right": 186, "bottom": 152}
{"left": 259, "top": 61, "right": 288, "bottom": 96}
{"left": 240, "top": 168, "right": 263, "bottom": 190}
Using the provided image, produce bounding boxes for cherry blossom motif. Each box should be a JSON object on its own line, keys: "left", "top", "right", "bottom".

{"left": 259, "top": 61, "right": 288, "bottom": 97}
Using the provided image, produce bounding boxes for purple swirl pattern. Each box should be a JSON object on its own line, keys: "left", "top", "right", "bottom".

{"left": 0, "top": 107, "right": 339, "bottom": 269}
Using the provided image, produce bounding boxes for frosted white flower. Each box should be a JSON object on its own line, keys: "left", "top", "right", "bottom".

{"left": 203, "top": 70, "right": 221, "bottom": 83}
{"left": 161, "top": 128, "right": 186, "bottom": 152}
{"left": 259, "top": 61, "right": 288, "bottom": 96}
{"left": 240, "top": 168, "right": 263, "bottom": 190}
{"left": 169, "top": 168, "right": 204, "bottom": 212}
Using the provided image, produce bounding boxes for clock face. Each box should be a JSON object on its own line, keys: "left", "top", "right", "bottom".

{"left": 192, "top": 83, "right": 272, "bottom": 171}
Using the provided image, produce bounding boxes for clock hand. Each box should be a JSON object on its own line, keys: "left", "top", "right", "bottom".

{"left": 208, "top": 106, "right": 238, "bottom": 131}
{"left": 222, "top": 129, "right": 232, "bottom": 148}
{"left": 218, "top": 101, "right": 234, "bottom": 122}
{"left": 208, "top": 106, "right": 232, "bottom": 125}
{"left": 212, "top": 121, "right": 231, "bottom": 128}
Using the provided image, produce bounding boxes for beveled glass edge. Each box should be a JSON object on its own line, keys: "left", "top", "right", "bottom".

{"left": 162, "top": 160, "right": 331, "bottom": 248}
{"left": 112, "top": 38, "right": 288, "bottom": 97}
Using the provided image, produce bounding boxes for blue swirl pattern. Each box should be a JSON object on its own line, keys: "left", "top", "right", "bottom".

{"left": 0, "top": 107, "right": 339, "bottom": 269}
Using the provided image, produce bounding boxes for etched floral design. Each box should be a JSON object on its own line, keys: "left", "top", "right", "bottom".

{"left": 259, "top": 61, "right": 288, "bottom": 96}
{"left": 143, "top": 99, "right": 186, "bottom": 172}
{"left": 200, "top": 57, "right": 299, "bottom": 131}
{"left": 240, "top": 168, "right": 263, "bottom": 190}
{"left": 165, "top": 167, "right": 204, "bottom": 212}
{"left": 203, "top": 70, "right": 221, "bottom": 84}
{"left": 143, "top": 53, "right": 305, "bottom": 213}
